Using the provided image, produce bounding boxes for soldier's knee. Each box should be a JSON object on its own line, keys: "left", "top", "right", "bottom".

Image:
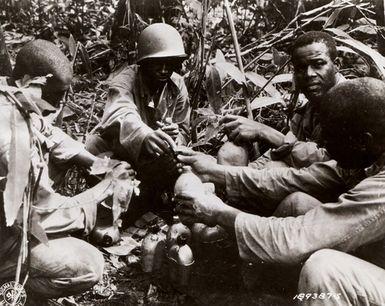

{"left": 299, "top": 249, "right": 337, "bottom": 291}
{"left": 275, "top": 192, "right": 321, "bottom": 217}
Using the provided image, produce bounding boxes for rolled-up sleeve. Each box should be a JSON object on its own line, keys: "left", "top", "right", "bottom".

{"left": 271, "top": 131, "right": 330, "bottom": 168}
{"left": 47, "top": 126, "right": 85, "bottom": 163}
{"left": 224, "top": 160, "right": 346, "bottom": 205}
{"left": 234, "top": 171, "right": 385, "bottom": 264}
{"left": 102, "top": 87, "right": 153, "bottom": 163}
{"left": 173, "top": 79, "right": 190, "bottom": 145}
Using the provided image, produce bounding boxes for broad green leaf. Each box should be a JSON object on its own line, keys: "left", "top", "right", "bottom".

{"left": 323, "top": 8, "right": 343, "bottom": 29}
{"left": 205, "top": 65, "right": 222, "bottom": 114}
{"left": 215, "top": 49, "right": 226, "bottom": 63}
{"left": 245, "top": 72, "right": 281, "bottom": 98}
{"left": 272, "top": 48, "right": 289, "bottom": 67}
{"left": 4, "top": 105, "right": 31, "bottom": 226}
{"left": 89, "top": 157, "right": 120, "bottom": 175}
{"left": 194, "top": 107, "right": 215, "bottom": 117}
{"left": 103, "top": 236, "right": 139, "bottom": 256}
{"left": 204, "top": 122, "right": 221, "bottom": 143}
{"left": 325, "top": 27, "right": 352, "bottom": 39}
{"left": 31, "top": 211, "right": 49, "bottom": 245}
{"left": 112, "top": 171, "right": 134, "bottom": 224}
{"left": 301, "top": 16, "right": 328, "bottom": 24}
{"left": 259, "top": 53, "right": 273, "bottom": 61}
{"left": 356, "top": 17, "right": 375, "bottom": 26}
{"left": 68, "top": 34, "right": 77, "bottom": 58}
{"left": 349, "top": 25, "right": 376, "bottom": 36}
{"left": 251, "top": 97, "right": 285, "bottom": 110}
{"left": 271, "top": 73, "right": 293, "bottom": 84}
{"left": 216, "top": 61, "right": 246, "bottom": 84}
{"left": 184, "top": 0, "right": 202, "bottom": 18}
{"left": 333, "top": 36, "right": 385, "bottom": 79}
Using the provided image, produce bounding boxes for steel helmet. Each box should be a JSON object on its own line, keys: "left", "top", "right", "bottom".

{"left": 137, "top": 23, "right": 187, "bottom": 63}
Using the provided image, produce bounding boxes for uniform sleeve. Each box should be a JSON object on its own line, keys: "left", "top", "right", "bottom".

{"left": 101, "top": 72, "right": 153, "bottom": 164}
{"left": 235, "top": 171, "right": 385, "bottom": 264}
{"left": 46, "top": 126, "right": 86, "bottom": 164}
{"left": 224, "top": 160, "right": 347, "bottom": 205}
{"left": 173, "top": 79, "right": 190, "bottom": 145}
{"left": 270, "top": 131, "right": 331, "bottom": 168}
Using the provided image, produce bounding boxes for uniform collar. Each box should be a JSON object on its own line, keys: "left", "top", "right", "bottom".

{"left": 137, "top": 66, "right": 179, "bottom": 108}
{"left": 365, "top": 152, "right": 385, "bottom": 177}
{"left": 295, "top": 72, "right": 347, "bottom": 114}
{"left": 0, "top": 76, "right": 56, "bottom": 116}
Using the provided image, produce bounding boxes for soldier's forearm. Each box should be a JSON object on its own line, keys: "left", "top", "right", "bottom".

{"left": 259, "top": 126, "right": 285, "bottom": 148}
{"left": 72, "top": 150, "right": 98, "bottom": 168}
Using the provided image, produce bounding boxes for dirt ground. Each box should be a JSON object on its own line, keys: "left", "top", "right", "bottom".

{"left": 46, "top": 211, "right": 298, "bottom": 306}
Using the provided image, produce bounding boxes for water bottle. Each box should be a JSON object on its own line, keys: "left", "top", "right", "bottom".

{"left": 90, "top": 225, "right": 120, "bottom": 247}
{"left": 168, "top": 234, "right": 194, "bottom": 287}
{"left": 141, "top": 225, "right": 165, "bottom": 273}
{"left": 166, "top": 215, "right": 192, "bottom": 252}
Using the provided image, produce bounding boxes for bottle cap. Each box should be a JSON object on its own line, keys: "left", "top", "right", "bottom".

{"left": 149, "top": 224, "right": 160, "bottom": 233}
{"left": 177, "top": 234, "right": 187, "bottom": 245}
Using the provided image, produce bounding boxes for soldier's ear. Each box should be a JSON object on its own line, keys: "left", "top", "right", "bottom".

{"left": 333, "top": 57, "right": 342, "bottom": 70}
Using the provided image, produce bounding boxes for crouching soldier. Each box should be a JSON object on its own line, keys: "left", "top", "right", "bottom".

{"left": 176, "top": 78, "right": 385, "bottom": 305}
{"left": 87, "top": 23, "right": 191, "bottom": 217}
{"left": 0, "top": 39, "right": 134, "bottom": 300}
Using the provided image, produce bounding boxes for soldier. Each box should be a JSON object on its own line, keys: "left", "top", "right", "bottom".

{"left": 0, "top": 39, "right": 133, "bottom": 300}
{"left": 176, "top": 78, "right": 385, "bottom": 305}
{"left": 87, "top": 23, "right": 191, "bottom": 217}
{"left": 221, "top": 31, "right": 345, "bottom": 169}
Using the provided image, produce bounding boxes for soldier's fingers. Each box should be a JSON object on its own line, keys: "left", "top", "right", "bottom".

{"left": 175, "top": 146, "right": 195, "bottom": 156}
{"left": 219, "top": 114, "right": 239, "bottom": 124}
{"left": 156, "top": 120, "right": 165, "bottom": 128}
{"left": 176, "top": 154, "right": 199, "bottom": 165}
{"left": 158, "top": 131, "right": 176, "bottom": 151}
{"left": 228, "top": 127, "right": 240, "bottom": 141}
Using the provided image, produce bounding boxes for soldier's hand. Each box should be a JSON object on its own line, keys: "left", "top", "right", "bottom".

{"left": 174, "top": 193, "right": 225, "bottom": 226}
{"left": 143, "top": 129, "right": 176, "bottom": 156}
{"left": 176, "top": 147, "right": 217, "bottom": 182}
{"left": 220, "top": 114, "right": 265, "bottom": 144}
{"left": 156, "top": 119, "right": 180, "bottom": 141}
{"left": 111, "top": 161, "right": 136, "bottom": 179}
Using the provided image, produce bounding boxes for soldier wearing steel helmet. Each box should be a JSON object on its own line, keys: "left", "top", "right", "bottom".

{"left": 86, "top": 23, "right": 190, "bottom": 216}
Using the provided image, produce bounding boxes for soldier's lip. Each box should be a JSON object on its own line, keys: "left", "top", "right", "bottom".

{"left": 156, "top": 75, "right": 169, "bottom": 81}
{"left": 306, "top": 84, "right": 320, "bottom": 90}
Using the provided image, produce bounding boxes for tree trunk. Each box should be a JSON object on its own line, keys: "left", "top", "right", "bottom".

{"left": 376, "top": 0, "right": 385, "bottom": 56}
{"left": 0, "top": 24, "right": 12, "bottom": 77}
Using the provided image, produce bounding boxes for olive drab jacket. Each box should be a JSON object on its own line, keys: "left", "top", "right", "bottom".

{"left": 98, "top": 64, "right": 190, "bottom": 166}
{"left": 0, "top": 84, "right": 107, "bottom": 260}
{"left": 250, "top": 73, "right": 346, "bottom": 170}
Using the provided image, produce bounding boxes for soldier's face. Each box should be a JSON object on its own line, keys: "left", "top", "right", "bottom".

{"left": 322, "top": 126, "right": 373, "bottom": 169}
{"left": 42, "top": 77, "right": 71, "bottom": 107}
{"left": 141, "top": 59, "right": 180, "bottom": 83}
{"left": 292, "top": 42, "right": 338, "bottom": 103}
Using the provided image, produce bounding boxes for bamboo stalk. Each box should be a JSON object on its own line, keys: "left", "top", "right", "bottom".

{"left": 190, "top": 0, "right": 210, "bottom": 111}
{"left": 223, "top": 0, "right": 253, "bottom": 119}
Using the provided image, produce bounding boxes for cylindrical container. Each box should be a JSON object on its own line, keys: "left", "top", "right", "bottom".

{"left": 200, "top": 225, "right": 228, "bottom": 244}
{"left": 203, "top": 182, "right": 215, "bottom": 194}
{"left": 200, "top": 225, "right": 228, "bottom": 260}
{"left": 90, "top": 225, "right": 120, "bottom": 247}
{"left": 190, "top": 222, "right": 207, "bottom": 256}
{"left": 166, "top": 215, "right": 192, "bottom": 251}
{"left": 141, "top": 225, "right": 165, "bottom": 273}
{"left": 168, "top": 235, "right": 194, "bottom": 287}
{"left": 174, "top": 167, "right": 205, "bottom": 198}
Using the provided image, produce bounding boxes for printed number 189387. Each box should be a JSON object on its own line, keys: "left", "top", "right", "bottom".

{"left": 293, "top": 292, "right": 342, "bottom": 302}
